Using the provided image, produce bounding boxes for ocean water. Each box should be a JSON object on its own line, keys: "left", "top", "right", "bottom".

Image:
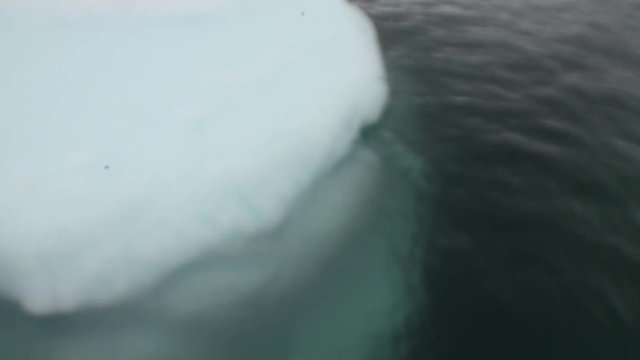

{"left": 2, "top": 0, "right": 640, "bottom": 359}
{"left": 357, "top": 0, "right": 640, "bottom": 358}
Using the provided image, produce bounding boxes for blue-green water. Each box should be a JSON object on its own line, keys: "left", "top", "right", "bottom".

{"left": 2, "top": 0, "right": 640, "bottom": 359}
{"left": 360, "top": 0, "right": 640, "bottom": 358}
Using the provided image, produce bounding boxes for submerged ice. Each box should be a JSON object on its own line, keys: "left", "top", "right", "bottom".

{"left": 0, "top": 0, "right": 388, "bottom": 314}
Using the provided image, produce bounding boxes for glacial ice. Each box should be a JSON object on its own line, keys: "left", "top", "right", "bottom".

{"left": 0, "top": 0, "right": 388, "bottom": 314}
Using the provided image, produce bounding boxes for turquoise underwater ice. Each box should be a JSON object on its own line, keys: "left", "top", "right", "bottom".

{"left": 0, "top": 0, "right": 418, "bottom": 359}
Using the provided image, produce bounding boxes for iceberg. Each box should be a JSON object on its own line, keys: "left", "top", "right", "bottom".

{"left": 0, "top": 0, "right": 388, "bottom": 315}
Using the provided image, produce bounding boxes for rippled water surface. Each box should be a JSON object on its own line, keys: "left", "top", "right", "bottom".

{"left": 357, "top": 0, "right": 640, "bottom": 358}
{"left": 1, "top": 1, "right": 640, "bottom": 359}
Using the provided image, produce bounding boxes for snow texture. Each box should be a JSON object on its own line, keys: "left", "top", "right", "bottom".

{"left": 0, "top": 0, "right": 387, "bottom": 314}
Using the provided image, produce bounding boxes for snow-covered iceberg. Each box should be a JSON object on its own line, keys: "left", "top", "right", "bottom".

{"left": 0, "top": 0, "right": 388, "bottom": 315}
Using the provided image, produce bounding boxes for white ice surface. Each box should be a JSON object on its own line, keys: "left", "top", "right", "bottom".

{"left": 0, "top": 0, "right": 387, "bottom": 314}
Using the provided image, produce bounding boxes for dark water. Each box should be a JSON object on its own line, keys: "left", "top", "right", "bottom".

{"left": 357, "top": 0, "right": 640, "bottom": 358}
{"left": 2, "top": 2, "right": 640, "bottom": 359}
